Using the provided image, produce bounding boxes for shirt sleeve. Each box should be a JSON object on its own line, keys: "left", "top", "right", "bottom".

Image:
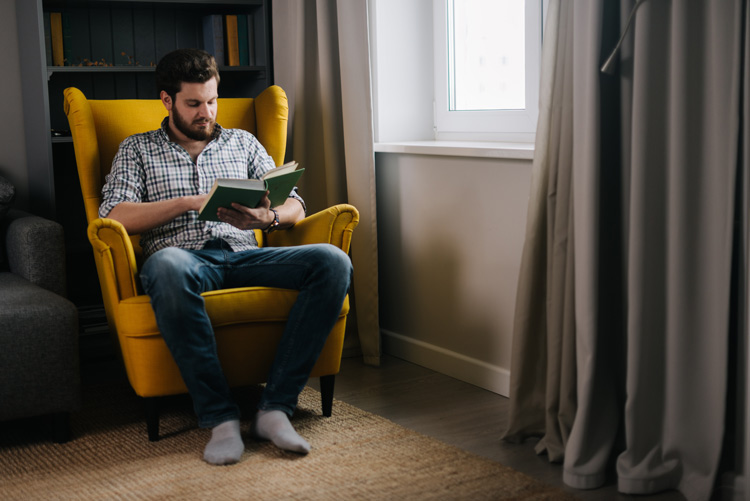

{"left": 99, "top": 137, "right": 146, "bottom": 218}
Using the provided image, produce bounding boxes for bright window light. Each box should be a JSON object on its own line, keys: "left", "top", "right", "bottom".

{"left": 448, "top": 0, "right": 526, "bottom": 111}
{"left": 435, "top": 0, "right": 542, "bottom": 142}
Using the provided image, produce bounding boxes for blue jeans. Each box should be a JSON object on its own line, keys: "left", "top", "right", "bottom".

{"left": 139, "top": 240, "right": 352, "bottom": 428}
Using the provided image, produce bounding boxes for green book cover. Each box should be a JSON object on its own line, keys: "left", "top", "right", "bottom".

{"left": 198, "top": 162, "right": 304, "bottom": 222}
{"left": 237, "top": 14, "right": 249, "bottom": 66}
{"left": 62, "top": 11, "right": 73, "bottom": 66}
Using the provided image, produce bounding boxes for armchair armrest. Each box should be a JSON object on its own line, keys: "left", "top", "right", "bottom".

{"left": 87, "top": 218, "right": 140, "bottom": 302}
{"left": 4, "top": 209, "right": 67, "bottom": 297}
{"left": 265, "top": 204, "right": 360, "bottom": 253}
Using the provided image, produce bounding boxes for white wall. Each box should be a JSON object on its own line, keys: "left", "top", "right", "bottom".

{"left": 370, "top": 0, "right": 434, "bottom": 142}
{"left": 376, "top": 152, "right": 530, "bottom": 395}
{"left": 370, "top": 0, "right": 532, "bottom": 395}
{"left": 1, "top": 0, "right": 29, "bottom": 209}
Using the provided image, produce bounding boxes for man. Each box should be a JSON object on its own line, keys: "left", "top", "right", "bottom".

{"left": 100, "top": 48, "right": 352, "bottom": 465}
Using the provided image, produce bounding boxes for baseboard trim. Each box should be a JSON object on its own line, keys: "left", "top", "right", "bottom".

{"left": 717, "top": 472, "right": 745, "bottom": 501}
{"left": 381, "top": 329, "right": 510, "bottom": 396}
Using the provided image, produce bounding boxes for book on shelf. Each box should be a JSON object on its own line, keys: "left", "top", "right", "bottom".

{"left": 198, "top": 162, "right": 305, "bottom": 222}
{"left": 62, "top": 12, "right": 73, "bottom": 66}
{"left": 202, "top": 14, "right": 225, "bottom": 66}
{"left": 50, "top": 12, "right": 64, "bottom": 66}
{"left": 237, "top": 15, "right": 249, "bottom": 66}
{"left": 224, "top": 15, "right": 240, "bottom": 66}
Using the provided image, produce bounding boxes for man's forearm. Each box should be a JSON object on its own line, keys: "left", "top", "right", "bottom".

{"left": 273, "top": 197, "right": 305, "bottom": 230}
{"left": 107, "top": 195, "right": 205, "bottom": 234}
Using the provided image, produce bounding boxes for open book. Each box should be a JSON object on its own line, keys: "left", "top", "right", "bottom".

{"left": 197, "top": 161, "right": 304, "bottom": 222}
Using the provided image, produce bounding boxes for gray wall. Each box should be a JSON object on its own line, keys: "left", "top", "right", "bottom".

{"left": 1, "top": 0, "right": 29, "bottom": 210}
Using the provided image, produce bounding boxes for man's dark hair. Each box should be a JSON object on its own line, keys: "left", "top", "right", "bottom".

{"left": 155, "top": 48, "right": 220, "bottom": 100}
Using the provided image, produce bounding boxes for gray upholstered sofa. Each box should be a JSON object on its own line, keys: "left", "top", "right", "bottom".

{"left": 0, "top": 176, "right": 80, "bottom": 442}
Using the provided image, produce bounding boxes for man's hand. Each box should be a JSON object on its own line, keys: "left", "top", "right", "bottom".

{"left": 216, "top": 192, "right": 274, "bottom": 231}
{"left": 216, "top": 192, "right": 305, "bottom": 232}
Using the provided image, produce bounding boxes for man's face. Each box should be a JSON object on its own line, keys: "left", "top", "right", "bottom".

{"left": 165, "top": 77, "right": 219, "bottom": 141}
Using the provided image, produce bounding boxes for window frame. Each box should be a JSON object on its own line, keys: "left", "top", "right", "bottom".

{"left": 433, "top": 0, "right": 543, "bottom": 143}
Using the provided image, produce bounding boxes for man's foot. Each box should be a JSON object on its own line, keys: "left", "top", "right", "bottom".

{"left": 251, "top": 410, "right": 311, "bottom": 454}
{"left": 203, "top": 419, "right": 244, "bottom": 465}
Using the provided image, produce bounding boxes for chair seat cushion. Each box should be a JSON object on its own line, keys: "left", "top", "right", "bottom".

{"left": 116, "top": 287, "right": 349, "bottom": 338}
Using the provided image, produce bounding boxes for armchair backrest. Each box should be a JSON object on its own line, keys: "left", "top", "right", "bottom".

{"left": 63, "top": 85, "right": 289, "bottom": 225}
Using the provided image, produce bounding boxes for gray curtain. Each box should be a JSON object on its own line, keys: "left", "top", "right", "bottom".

{"left": 503, "top": 1, "right": 748, "bottom": 499}
{"left": 272, "top": 0, "right": 381, "bottom": 365}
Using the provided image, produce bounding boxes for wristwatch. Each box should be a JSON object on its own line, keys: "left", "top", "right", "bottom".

{"left": 264, "top": 208, "right": 280, "bottom": 233}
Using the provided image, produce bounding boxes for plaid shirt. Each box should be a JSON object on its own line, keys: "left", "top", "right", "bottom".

{"left": 100, "top": 117, "right": 304, "bottom": 258}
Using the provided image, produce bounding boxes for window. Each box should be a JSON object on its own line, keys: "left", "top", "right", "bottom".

{"left": 434, "top": 0, "right": 543, "bottom": 142}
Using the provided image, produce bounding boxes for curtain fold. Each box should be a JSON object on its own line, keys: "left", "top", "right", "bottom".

{"left": 272, "top": 0, "right": 381, "bottom": 365}
{"left": 504, "top": 1, "right": 747, "bottom": 499}
{"left": 503, "top": 0, "right": 578, "bottom": 464}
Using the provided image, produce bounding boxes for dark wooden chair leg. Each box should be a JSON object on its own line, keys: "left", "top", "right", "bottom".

{"left": 320, "top": 374, "right": 335, "bottom": 417}
{"left": 144, "top": 397, "right": 160, "bottom": 441}
{"left": 52, "top": 412, "right": 71, "bottom": 443}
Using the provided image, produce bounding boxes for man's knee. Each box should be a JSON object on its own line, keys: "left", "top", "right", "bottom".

{"left": 312, "top": 244, "right": 352, "bottom": 287}
{"left": 141, "top": 247, "right": 195, "bottom": 291}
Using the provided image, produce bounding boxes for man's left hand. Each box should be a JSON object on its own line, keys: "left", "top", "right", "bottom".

{"left": 216, "top": 192, "right": 274, "bottom": 230}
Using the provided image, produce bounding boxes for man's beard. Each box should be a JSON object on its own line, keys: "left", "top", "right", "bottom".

{"left": 172, "top": 107, "right": 215, "bottom": 141}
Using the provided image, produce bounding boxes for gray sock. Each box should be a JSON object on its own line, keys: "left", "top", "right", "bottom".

{"left": 251, "top": 410, "right": 311, "bottom": 454}
{"left": 203, "top": 419, "right": 244, "bottom": 465}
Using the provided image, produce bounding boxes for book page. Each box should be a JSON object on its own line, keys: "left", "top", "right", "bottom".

{"left": 262, "top": 161, "right": 299, "bottom": 180}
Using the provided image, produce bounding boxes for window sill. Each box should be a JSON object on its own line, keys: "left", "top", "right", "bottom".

{"left": 373, "top": 141, "right": 535, "bottom": 160}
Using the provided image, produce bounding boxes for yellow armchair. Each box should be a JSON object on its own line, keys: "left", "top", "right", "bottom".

{"left": 63, "top": 86, "right": 358, "bottom": 440}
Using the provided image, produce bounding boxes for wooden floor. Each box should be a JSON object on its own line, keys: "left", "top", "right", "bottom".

{"left": 81, "top": 338, "right": 689, "bottom": 501}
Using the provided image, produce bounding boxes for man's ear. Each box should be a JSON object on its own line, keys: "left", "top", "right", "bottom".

{"left": 160, "top": 91, "right": 173, "bottom": 111}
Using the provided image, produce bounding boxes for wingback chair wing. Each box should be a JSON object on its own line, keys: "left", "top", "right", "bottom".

{"left": 63, "top": 85, "right": 358, "bottom": 441}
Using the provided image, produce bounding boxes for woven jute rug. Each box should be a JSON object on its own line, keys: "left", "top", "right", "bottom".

{"left": 0, "top": 383, "right": 576, "bottom": 500}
